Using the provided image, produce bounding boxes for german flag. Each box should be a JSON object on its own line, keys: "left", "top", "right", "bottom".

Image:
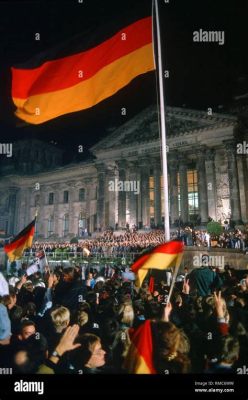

{"left": 124, "top": 320, "right": 156, "bottom": 374}
{"left": 4, "top": 219, "right": 36, "bottom": 262}
{"left": 131, "top": 241, "right": 184, "bottom": 288}
{"left": 11, "top": 16, "right": 155, "bottom": 125}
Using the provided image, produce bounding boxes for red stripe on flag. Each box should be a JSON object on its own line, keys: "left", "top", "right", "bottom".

{"left": 4, "top": 226, "right": 35, "bottom": 252}
{"left": 129, "top": 320, "right": 156, "bottom": 373}
{"left": 131, "top": 241, "right": 184, "bottom": 273}
{"left": 131, "top": 253, "right": 150, "bottom": 273}
{"left": 12, "top": 17, "right": 152, "bottom": 98}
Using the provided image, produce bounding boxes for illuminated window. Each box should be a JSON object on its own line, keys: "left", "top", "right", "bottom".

{"left": 187, "top": 170, "right": 199, "bottom": 216}
{"left": 177, "top": 170, "right": 198, "bottom": 220}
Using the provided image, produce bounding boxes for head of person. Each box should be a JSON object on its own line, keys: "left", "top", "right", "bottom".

{"left": 50, "top": 306, "right": 70, "bottom": 333}
{"left": 18, "top": 320, "right": 36, "bottom": 341}
{"left": 13, "top": 349, "right": 35, "bottom": 373}
{"left": 13, "top": 333, "right": 48, "bottom": 373}
{"left": 217, "top": 335, "right": 240, "bottom": 366}
{"left": 70, "top": 333, "right": 106, "bottom": 371}
{"left": 152, "top": 321, "right": 191, "bottom": 373}
{"left": 62, "top": 267, "right": 75, "bottom": 282}
{"left": 2, "top": 290, "right": 17, "bottom": 310}
{"left": 77, "top": 310, "right": 89, "bottom": 328}
{"left": 117, "top": 303, "right": 134, "bottom": 327}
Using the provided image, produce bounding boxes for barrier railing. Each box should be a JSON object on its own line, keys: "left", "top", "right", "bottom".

{"left": 21, "top": 251, "right": 139, "bottom": 265}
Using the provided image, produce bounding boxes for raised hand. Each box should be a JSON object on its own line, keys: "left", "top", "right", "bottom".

{"left": 163, "top": 302, "right": 172, "bottom": 322}
{"left": 55, "top": 324, "right": 81, "bottom": 356}
{"left": 182, "top": 279, "right": 190, "bottom": 294}
{"left": 213, "top": 291, "right": 224, "bottom": 319}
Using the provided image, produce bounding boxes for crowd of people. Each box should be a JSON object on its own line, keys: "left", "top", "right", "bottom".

{"left": 15, "top": 228, "right": 248, "bottom": 260}
{"left": 1, "top": 260, "right": 248, "bottom": 374}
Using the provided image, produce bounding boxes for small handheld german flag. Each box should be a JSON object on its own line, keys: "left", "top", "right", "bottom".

{"left": 4, "top": 218, "right": 36, "bottom": 262}
{"left": 131, "top": 240, "right": 184, "bottom": 288}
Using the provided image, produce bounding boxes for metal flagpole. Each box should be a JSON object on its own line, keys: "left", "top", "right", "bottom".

{"left": 153, "top": 0, "right": 170, "bottom": 242}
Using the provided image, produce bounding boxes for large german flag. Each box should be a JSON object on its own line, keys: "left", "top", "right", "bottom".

{"left": 4, "top": 219, "right": 36, "bottom": 262}
{"left": 11, "top": 16, "right": 155, "bottom": 124}
{"left": 131, "top": 241, "right": 184, "bottom": 288}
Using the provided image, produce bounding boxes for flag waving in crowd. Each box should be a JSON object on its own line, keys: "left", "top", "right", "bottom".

{"left": 4, "top": 218, "right": 36, "bottom": 262}
{"left": 123, "top": 320, "right": 156, "bottom": 374}
{"left": 26, "top": 250, "right": 47, "bottom": 276}
{"left": 131, "top": 241, "right": 184, "bottom": 288}
{"left": 11, "top": 15, "right": 154, "bottom": 124}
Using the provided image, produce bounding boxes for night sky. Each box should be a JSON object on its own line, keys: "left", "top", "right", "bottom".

{"left": 0, "top": 0, "right": 247, "bottom": 163}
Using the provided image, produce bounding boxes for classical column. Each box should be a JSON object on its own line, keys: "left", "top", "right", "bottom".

{"left": 8, "top": 187, "right": 18, "bottom": 235}
{"left": 225, "top": 141, "right": 242, "bottom": 222}
{"left": 196, "top": 148, "right": 209, "bottom": 224}
{"left": 128, "top": 161, "right": 138, "bottom": 227}
{"left": 168, "top": 152, "right": 179, "bottom": 225}
{"left": 68, "top": 182, "right": 77, "bottom": 236}
{"left": 137, "top": 166, "right": 142, "bottom": 229}
{"left": 116, "top": 160, "right": 127, "bottom": 228}
{"left": 24, "top": 187, "right": 32, "bottom": 227}
{"left": 153, "top": 158, "right": 162, "bottom": 226}
{"left": 96, "top": 163, "right": 106, "bottom": 231}
{"left": 106, "top": 167, "right": 117, "bottom": 229}
{"left": 140, "top": 158, "right": 150, "bottom": 228}
{"left": 205, "top": 149, "right": 217, "bottom": 220}
{"left": 53, "top": 188, "right": 59, "bottom": 236}
{"left": 179, "top": 154, "right": 189, "bottom": 223}
{"left": 84, "top": 178, "right": 92, "bottom": 233}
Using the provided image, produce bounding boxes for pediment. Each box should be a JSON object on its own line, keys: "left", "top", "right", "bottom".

{"left": 90, "top": 105, "right": 236, "bottom": 153}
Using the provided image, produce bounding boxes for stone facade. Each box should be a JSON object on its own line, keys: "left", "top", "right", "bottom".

{"left": 0, "top": 106, "right": 247, "bottom": 239}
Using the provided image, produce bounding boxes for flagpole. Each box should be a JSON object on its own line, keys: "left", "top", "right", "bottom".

{"left": 153, "top": 0, "right": 170, "bottom": 242}
{"left": 167, "top": 262, "right": 180, "bottom": 304}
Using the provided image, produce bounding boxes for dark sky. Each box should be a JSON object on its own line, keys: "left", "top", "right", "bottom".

{"left": 0, "top": 0, "right": 247, "bottom": 163}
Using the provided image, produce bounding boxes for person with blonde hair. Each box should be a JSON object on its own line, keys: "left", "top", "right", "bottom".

{"left": 117, "top": 303, "right": 134, "bottom": 328}
{"left": 50, "top": 306, "right": 70, "bottom": 334}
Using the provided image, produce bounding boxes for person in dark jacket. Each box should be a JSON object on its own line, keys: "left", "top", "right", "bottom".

{"left": 188, "top": 266, "right": 222, "bottom": 297}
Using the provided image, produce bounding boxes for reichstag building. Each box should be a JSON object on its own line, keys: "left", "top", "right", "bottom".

{"left": 0, "top": 105, "right": 247, "bottom": 239}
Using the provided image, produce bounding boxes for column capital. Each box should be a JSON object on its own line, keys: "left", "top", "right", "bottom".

{"left": 150, "top": 157, "right": 161, "bottom": 169}
{"left": 115, "top": 160, "right": 127, "bottom": 170}
{"left": 8, "top": 186, "right": 19, "bottom": 194}
{"left": 139, "top": 157, "right": 150, "bottom": 167}
{"left": 95, "top": 163, "right": 106, "bottom": 174}
{"left": 196, "top": 146, "right": 208, "bottom": 158}
{"left": 205, "top": 148, "right": 216, "bottom": 162}
{"left": 224, "top": 140, "right": 237, "bottom": 160}
{"left": 168, "top": 151, "right": 179, "bottom": 170}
